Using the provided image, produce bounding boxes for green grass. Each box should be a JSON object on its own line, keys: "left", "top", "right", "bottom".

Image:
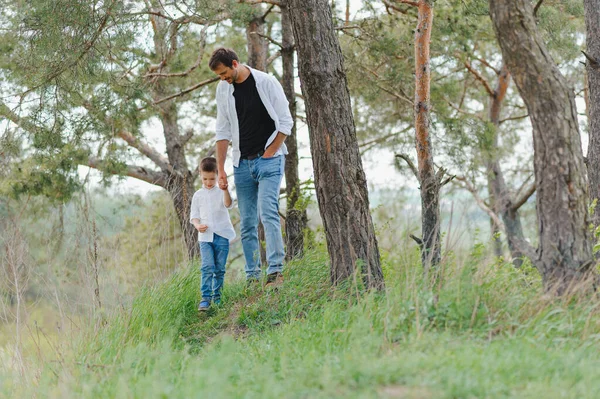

{"left": 7, "top": 246, "right": 600, "bottom": 398}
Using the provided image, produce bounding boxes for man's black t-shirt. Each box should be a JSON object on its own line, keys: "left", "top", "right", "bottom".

{"left": 233, "top": 72, "right": 276, "bottom": 159}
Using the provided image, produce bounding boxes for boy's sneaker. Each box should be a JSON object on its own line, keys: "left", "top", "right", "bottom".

{"left": 198, "top": 299, "right": 211, "bottom": 311}
{"left": 265, "top": 272, "right": 283, "bottom": 288}
{"left": 213, "top": 298, "right": 221, "bottom": 306}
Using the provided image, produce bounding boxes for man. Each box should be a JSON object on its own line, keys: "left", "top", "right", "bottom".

{"left": 209, "top": 48, "right": 293, "bottom": 286}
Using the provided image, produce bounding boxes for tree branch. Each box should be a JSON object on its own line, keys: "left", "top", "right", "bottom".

{"left": 410, "top": 234, "right": 423, "bottom": 246}
{"left": 499, "top": 114, "right": 529, "bottom": 124}
{"left": 440, "top": 175, "right": 455, "bottom": 187}
{"left": 359, "top": 126, "right": 411, "bottom": 149}
{"left": 454, "top": 176, "right": 506, "bottom": 232}
{"left": 375, "top": 81, "right": 414, "bottom": 106}
{"left": 383, "top": 0, "right": 419, "bottom": 10}
{"left": 533, "top": 0, "right": 545, "bottom": 16}
{"left": 474, "top": 57, "right": 501, "bottom": 75}
{"left": 250, "top": 31, "right": 283, "bottom": 48}
{"left": 0, "top": 101, "right": 38, "bottom": 133}
{"left": 144, "top": 28, "right": 209, "bottom": 78}
{"left": 262, "top": 4, "right": 276, "bottom": 20}
{"left": 511, "top": 183, "right": 536, "bottom": 211}
{"left": 238, "top": 0, "right": 281, "bottom": 6}
{"left": 464, "top": 60, "right": 495, "bottom": 98}
{"left": 181, "top": 129, "right": 194, "bottom": 146}
{"left": 435, "top": 167, "right": 456, "bottom": 187}
{"left": 116, "top": 130, "right": 174, "bottom": 174}
{"left": 266, "top": 50, "right": 282, "bottom": 66}
{"left": 361, "top": 65, "right": 413, "bottom": 106}
{"left": 582, "top": 51, "right": 600, "bottom": 69}
{"left": 395, "top": 153, "right": 419, "bottom": 180}
{"left": 444, "top": 99, "right": 485, "bottom": 121}
{"left": 152, "top": 77, "right": 219, "bottom": 105}
{"left": 335, "top": 25, "right": 362, "bottom": 31}
{"left": 87, "top": 157, "right": 166, "bottom": 187}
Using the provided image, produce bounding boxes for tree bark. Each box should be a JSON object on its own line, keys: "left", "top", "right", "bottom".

{"left": 281, "top": 2, "right": 307, "bottom": 261}
{"left": 486, "top": 64, "right": 526, "bottom": 267}
{"left": 287, "top": 0, "right": 384, "bottom": 289}
{"left": 149, "top": 5, "right": 198, "bottom": 259}
{"left": 584, "top": 0, "right": 600, "bottom": 229}
{"left": 246, "top": 11, "right": 268, "bottom": 73}
{"left": 414, "top": 0, "right": 441, "bottom": 273}
{"left": 490, "top": 0, "right": 594, "bottom": 293}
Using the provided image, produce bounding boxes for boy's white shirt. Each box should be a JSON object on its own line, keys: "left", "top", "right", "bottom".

{"left": 189, "top": 186, "right": 236, "bottom": 243}
{"left": 214, "top": 66, "right": 293, "bottom": 167}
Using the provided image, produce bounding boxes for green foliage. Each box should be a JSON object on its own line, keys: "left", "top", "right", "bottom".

{"left": 8, "top": 240, "right": 600, "bottom": 398}
{"left": 0, "top": 0, "right": 252, "bottom": 201}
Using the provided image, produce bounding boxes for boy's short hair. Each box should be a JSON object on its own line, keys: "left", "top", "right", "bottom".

{"left": 209, "top": 48, "right": 239, "bottom": 70}
{"left": 200, "top": 157, "right": 218, "bottom": 173}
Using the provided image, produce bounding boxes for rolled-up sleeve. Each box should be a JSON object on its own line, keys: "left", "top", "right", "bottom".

{"left": 268, "top": 77, "right": 293, "bottom": 136}
{"left": 190, "top": 192, "right": 201, "bottom": 223}
{"left": 215, "top": 84, "right": 232, "bottom": 142}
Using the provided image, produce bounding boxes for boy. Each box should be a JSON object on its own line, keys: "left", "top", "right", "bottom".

{"left": 190, "top": 157, "right": 235, "bottom": 311}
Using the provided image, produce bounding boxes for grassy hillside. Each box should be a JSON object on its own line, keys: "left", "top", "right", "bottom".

{"left": 4, "top": 246, "right": 600, "bottom": 398}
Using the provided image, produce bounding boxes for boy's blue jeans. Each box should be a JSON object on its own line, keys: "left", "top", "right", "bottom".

{"left": 199, "top": 234, "right": 229, "bottom": 301}
{"left": 234, "top": 155, "right": 285, "bottom": 280}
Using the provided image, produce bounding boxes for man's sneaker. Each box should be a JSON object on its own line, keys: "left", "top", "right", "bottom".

{"left": 265, "top": 272, "right": 283, "bottom": 287}
{"left": 198, "top": 299, "right": 211, "bottom": 311}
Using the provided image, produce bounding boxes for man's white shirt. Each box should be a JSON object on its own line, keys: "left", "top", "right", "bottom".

{"left": 214, "top": 66, "right": 294, "bottom": 167}
{"left": 189, "top": 186, "right": 236, "bottom": 243}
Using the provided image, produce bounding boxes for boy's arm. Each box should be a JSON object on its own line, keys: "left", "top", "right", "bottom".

{"left": 223, "top": 188, "right": 233, "bottom": 209}
{"left": 190, "top": 193, "right": 208, "bottom": 232}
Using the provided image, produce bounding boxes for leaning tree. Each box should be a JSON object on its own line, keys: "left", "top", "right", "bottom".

{"left": 489, "top": 0, "right": 594, "bottom": 293}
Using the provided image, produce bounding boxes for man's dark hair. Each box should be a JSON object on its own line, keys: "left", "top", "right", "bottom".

{"left": 200, "top": 157, "right": 218, "bottom": 173}
{"left": 208, "top": 48, "right": 239, "bottom": 70}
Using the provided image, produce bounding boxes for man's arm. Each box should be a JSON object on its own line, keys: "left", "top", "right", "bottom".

{"left": 263, "top": 132, "right": 287, "bottom": 158}
{"left": 216, "top": 139, "right": 230, "bottom": 189}
{"left": 268, "top": 77, "right": 294, "bottom": 136}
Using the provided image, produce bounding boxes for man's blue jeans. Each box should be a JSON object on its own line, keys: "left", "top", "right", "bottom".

{"left": 199, "top": 234, "right": 229, "bottom": 301}
{"left": 234, "top": 155, "right": 285, "bottom": 279}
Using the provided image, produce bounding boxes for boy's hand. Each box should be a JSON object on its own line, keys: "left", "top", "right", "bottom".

{"left": 196, "top": 224, "right": 208, "bottom": 233}
{"left": 218, "top": 171, "right": 228, "bottom": 190}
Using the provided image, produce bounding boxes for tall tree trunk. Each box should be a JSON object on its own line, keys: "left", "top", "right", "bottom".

{"left": 414, "top": 0, "right": 441, "bottom": 273}
{"left": 488, "top": 212, "right": 503, "bottom": 258}
{"left": 287, "top": 0, "right": 384, "bottom": 289}
{"left": 246, "top": 12, "right": 268, "bottom": 73}
{"left": 157, "top": 95, "right": 198, "bottom": 259}
{"left": 486, "top": 64, "right": 526, "bottom": 267}
{"left": 490, "top": 0, "right": 593, "bottom": 293}
{"left": 584, "top": 0, "right": 600, "bottom": 229}
{"left": 281, "top": 2, "right": 307, "bottom": 261}
{"left": 149, "top": 5, "right": 198, "bottom": 259}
